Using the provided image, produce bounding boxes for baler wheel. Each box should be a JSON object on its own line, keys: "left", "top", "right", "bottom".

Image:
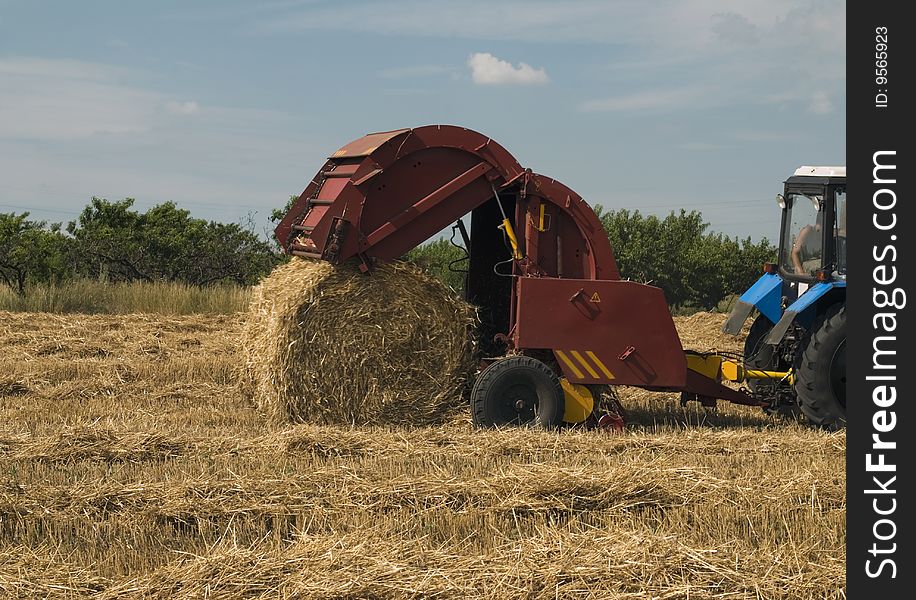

{"left": 471, "top": 356, "right": 565, "bottom": 428}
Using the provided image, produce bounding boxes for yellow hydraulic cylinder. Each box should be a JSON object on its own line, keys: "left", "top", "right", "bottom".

{"left": 685, "top": 352, "right": 794, "bottom": 385}
{"left": 500, "top": 218, "right": 523, "bottom": 260}
{"left": 722, "top": 362, "right": 796, "bottom": 385}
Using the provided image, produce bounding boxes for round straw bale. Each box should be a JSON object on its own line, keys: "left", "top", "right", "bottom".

{"left": 240, "top": 258, "right": 477, "bottom": 425}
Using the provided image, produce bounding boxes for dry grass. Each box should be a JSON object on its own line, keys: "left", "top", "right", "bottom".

{"left": 0, "top": 309, "right": 845, "bottom": 599}
{"left": 240, "top": 258, "right": 477, "bottom": 425}
{"left": 0, "top": 280, "right": 249, "bottom": 315}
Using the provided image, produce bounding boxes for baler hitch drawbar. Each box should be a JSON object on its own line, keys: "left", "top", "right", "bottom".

{"left": 275, "top": 125, "right": 781, "bottom": 427}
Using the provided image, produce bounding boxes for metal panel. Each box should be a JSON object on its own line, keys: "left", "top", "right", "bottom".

{"left": 739, "top": 272, "right": 784, "bottom": 324}
{"left": 315, "top": 177, "right": 349, "bottom": 200}
{"left": 331, "top": 129, "right": 409, "bottom": 158}
{"left": 515, "top": 277, "right": 687, "bottom": 387}
{"left": 722, "top": 272, "right": 783, "bottom": 334}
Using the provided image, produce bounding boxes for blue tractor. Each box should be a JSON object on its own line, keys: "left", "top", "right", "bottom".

{"left": 723, "top": 166, "right": 846, "bottom": 428}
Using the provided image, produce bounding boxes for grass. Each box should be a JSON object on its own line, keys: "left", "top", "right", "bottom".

{"left": 0, "top": 280, "right": 742, "bottom": 317}
{"left": 0, "top": 310, "right": 845, "bottom": 598}
{"left": 0, "top": 280, "right": 249, "bottom": 314}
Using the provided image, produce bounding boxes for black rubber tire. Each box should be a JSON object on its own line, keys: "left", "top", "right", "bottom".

{"left": 471, "top": 356, "right": 565, "bottom": 428}
{"left": 744, "top": 314, "right": 785, "bottom": 394}
{"left": 795, "top": 304, "right": 847, "bottom": 430}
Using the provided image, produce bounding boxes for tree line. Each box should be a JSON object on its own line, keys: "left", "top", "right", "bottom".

{"left": 0, "top": 198, "right": 278, "bottom": 294}
{"left": 2, "top": 198, "right": 774, "bottom": 309}
{"left": 407, "top": 208, "right": 775, "bottom": 310}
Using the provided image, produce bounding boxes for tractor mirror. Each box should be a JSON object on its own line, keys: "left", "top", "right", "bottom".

{"left": 776, "top": 194, "right": 786, "bottom": 209}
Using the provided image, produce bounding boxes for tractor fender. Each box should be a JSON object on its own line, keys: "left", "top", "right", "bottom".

{"left": 722, "top": 273, "right": 783, "bottom": 335}
{"left": 764, "top": 280, "right": 847, "bottom": 344}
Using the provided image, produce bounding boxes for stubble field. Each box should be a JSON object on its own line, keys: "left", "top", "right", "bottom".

{"left": 0, "top": 310, "right": 845, "bottom": 599}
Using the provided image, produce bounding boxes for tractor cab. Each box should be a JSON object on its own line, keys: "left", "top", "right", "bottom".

{"left": 777, "top": 166, "right": 847, "bottom": 282}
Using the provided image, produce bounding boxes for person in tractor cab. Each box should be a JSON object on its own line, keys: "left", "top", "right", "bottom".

{"left": 790, "top": 210, "right": 823, "bottom": 275}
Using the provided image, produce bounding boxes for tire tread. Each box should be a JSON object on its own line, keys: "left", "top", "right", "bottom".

{"left": 795, "top": 304, "right": 846, "bottom": 429}
{"left": 471, "top": 356, "right": 564, "bottom": 428}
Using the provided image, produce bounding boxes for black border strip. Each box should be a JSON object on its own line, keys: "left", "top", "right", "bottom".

{"left": 848, "top": 1, "right": 913, "bottom": 595}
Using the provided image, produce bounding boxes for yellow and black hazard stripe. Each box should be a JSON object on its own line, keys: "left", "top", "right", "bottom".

{"left": 554, "top": 350, "right": 615, "bottom": 381}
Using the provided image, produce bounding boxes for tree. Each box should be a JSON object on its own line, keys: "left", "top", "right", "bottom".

{"left": 68, "top": 198, "right": 280, "bottom": 285}
{"left": 270, "top": 195, "right": 299, "bottom": 225}
{"left": 404, "top": 239, "right": 468, "bottom": 292}
{"left": 594, "top": 207, "right": 775, "bottom": 309}
{"left": 0, "top": 213, "right": 70, "bottom": 294}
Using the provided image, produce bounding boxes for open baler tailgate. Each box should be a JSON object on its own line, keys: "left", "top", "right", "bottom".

{"left": 275, "top": 126, "right": 525, "bottom": 267}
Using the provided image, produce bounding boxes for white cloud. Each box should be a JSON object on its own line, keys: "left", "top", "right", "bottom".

{"left": 0, "top": 57, "right": 162, "bottom": 140}
{"left": 809, "top": 91, "right": 833, "bottom": 115}
{"left": 580, "top": 85, "right": 711, "bottom": 113}
{"left": 0, "top": 59, "right": 160, "bottom": 140}
{"left": 710, "top": 12, "right": 759, "bottom": 45}
{"left": 731, "top": 130, "right": 802, "bottom": 143}
{"left": 165, "top": 100, "right": 200, "bottom": 115}
{"left": 250, "top": 0, "right": 844, "bottom": 116}
{"left": 254, "top": 1, "right": 817, "bottom": 49}
{"left": 467, "top": 53, "right": 548, "bottom": 85}
{"left": 0, "top": 58, "right": 210, "bottom": 140}
{"left": 677, "top": 141, "right": 730, "bottom": 151}
{"left": 0, "top": 56, "right": 128, "bottom": 80}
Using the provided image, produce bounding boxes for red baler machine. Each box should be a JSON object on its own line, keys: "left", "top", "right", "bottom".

{"left": 275, "top": 126, "right": 787, "bottom": 427}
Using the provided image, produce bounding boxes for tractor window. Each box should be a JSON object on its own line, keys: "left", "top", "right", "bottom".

{"left": 835, "top": 189, "right": 847, "bottom": 276}
{"left": 780, "top": 193, "right": 823, "bottom": 277}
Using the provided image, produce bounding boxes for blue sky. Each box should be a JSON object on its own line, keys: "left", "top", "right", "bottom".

{"left": 0, "top": 0, "right": 845, "bottom": 241}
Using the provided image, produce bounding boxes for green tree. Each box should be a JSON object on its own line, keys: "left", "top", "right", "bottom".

{"left": 404, "top": 239, "right": 468, "bottom": 292}
{"left": 0, "top": 213, "right": 70, "bottom": 294}
{"left": 594, "top": 207, "right": 775, "bottom": 309}
{"left": 68, "top": 198, "right": 280, "bottom": 285}
{"left": 270, "top": 195, "right": 299, "bottom": 225}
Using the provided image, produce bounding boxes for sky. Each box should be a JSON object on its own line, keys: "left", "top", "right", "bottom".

{"left": 0, "top": 0, "right": 845, "bottom": 242}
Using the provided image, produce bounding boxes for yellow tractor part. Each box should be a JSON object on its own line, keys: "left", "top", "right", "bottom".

{"left": 685, "top": 352, "right": 795, "bottom": 385}
{"left": 684, "top": 353, "right": 723, "bottom": 380}
{"left": 560, "top": 378, "right": 594, "bottom": 423}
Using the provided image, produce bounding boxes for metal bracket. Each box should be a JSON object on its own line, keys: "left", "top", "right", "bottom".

{"left": 324, "top": 217, "right": 348, "bottom": 263}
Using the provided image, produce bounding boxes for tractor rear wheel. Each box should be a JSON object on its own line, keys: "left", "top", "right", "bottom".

{"left": 471, "top": 356, "right": 565, "bottom": 428}
{"left": 795, "top": 304, "right": 847, "bottom": 430}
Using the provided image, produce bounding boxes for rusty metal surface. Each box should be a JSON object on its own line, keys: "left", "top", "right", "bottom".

{"left": 521, "top": 173, "right": 619, "bottom": 281}
{"left": 514, "top": 277, "right": 687, "bottom": 387}
{"left": 274, "top": 125, "right": 615, "bottom": 279}
{"left": 330, "top": 129, "right": 410, "bottom": 158}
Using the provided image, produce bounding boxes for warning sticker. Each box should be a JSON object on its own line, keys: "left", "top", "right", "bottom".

{"left": 590, "top": 292, "right": 601, "bottom": 303}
